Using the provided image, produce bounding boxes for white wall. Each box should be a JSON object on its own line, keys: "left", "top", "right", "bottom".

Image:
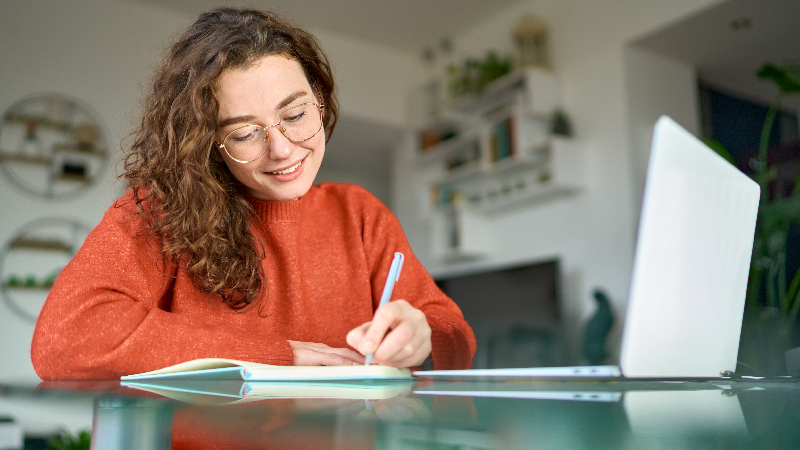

{"left": 312, "top": 29, "right": 423, "bottom": 128}
{"left": 624, "top": 46, "right": 702, "bottom": 224}
{"left": 316, "top": 165, "right": 391, "bottom": 205}
{"left": 393, "top": 0, "right": 724, "bottom": 362}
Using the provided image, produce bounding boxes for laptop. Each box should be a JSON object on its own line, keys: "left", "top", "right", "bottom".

{"left": 415, "top": 115, "right": 761, "bottom": 380}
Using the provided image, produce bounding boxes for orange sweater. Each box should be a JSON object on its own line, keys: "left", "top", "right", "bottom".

{"left": 31, "top": 182, "right": 475, "bottom": 380}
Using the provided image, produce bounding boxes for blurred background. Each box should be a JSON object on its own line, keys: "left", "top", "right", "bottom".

{"left": 1, "top": 0, "right": 798, "bottom": 388}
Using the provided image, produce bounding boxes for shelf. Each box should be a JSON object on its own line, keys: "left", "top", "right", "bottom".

{"left": 3, "top": 112, "right": 72, "bottom": 132}
{"left": 472, "top": 182, "right": 581, "bottom": 214}
{"left": 55, "top": 173, "right": 92, "bottom": 183}
{"left": 2, "top": 283, "right": 52, "bottom": 291}
{"left": 0, "top": 150, "right": 50, "bottom": 165}
{"left": 52, "top": 143, "right": 106, "bottom": 156}
{"left": 438, "top": 162, "right": 484, "bottom": 184}
{"left": 445, "top": 68, "right": 558, "bottom": 118}
{"left": 490, "top": 151, "right": 547, "bottom": 174}
{"left": 417, "top": 130, "right": 481, "bottom": 165}
{"left": 447, "top": 70, "right": 527, "bottom": 114}
{"left": 9, "top": 237, "right": 73, "bottom": 253}
{"left": 412, "top": 67, "right": 576, "bottom": 263}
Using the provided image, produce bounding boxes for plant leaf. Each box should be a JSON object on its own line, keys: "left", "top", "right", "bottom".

{"left": 702, "top": 138, "right": 737, "bottom": 166}
{"left": 757, "top": 63, "right": 800, "bottom": 94}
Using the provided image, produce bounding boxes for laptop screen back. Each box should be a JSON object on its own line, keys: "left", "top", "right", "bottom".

{"left": 619, "top": 116, "right": 760, "bottom": 378}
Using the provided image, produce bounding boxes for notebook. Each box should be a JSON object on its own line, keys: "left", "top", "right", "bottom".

{"left": 415, "top": 115, "right": 760, "bottom": 380}
{"left": 121, "top": 379, "right": 413, "bottom": 405}
{"left": 121, "top": 358, "right": 411, "bottom": 381}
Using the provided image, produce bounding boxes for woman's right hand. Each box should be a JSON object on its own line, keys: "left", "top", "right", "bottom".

{"left": 287, "top": 340, "right": 366, "bottom": 366}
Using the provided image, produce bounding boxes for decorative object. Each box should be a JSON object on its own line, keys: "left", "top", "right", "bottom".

{"left": 551, "top": 109, "right": 573, "bottom": 136}
{"left": 0, "top": 217, "right": 91, "bottom": 323}
{"left": 20, "top": 120, "right": 42, "bottom": 156}
{"left": 513, "top": 14, "right": 550, "bottom": 70}
{"left": 0, "top": 93, "right": 109, "bottom": 199}
{"left": 582, "top": 289, "right": 614, "bottom": 365}
{"left": 706, "top": 62, "right": 800, "bottom": 375}
{"left": 446, "top": 51, "right": 513, "bottom": 101}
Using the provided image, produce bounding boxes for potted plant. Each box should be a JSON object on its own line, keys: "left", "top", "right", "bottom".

{"left": 706, "top": 62, "right": 800, "bottom": 375}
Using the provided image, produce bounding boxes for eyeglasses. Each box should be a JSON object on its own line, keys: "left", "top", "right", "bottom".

{"left": 217, "top": 102, "right": 324, "bottom": 163}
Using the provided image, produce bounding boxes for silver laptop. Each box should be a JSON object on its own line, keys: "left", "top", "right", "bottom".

{"left": 415, "top": 116, "right": 760, "bottom": 379}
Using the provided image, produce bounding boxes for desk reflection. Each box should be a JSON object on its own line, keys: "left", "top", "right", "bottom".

{"left": 18, "top": 379, "right": 800, "bottom": 449}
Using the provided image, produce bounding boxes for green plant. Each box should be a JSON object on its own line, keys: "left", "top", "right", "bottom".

{"left": 706, "top": 63, "right": 800, "bottom": 375}
{"left": 47, "top": 428, "right": 91, "bottom": 450}
{"left": 748, "top": 64, "right": 800, "bottom": 322}
{"left": 706, "top": 62, "right": 800, "bottom": 374}
{"left": 446, "top": 51, "right": 513, "bottom": 100}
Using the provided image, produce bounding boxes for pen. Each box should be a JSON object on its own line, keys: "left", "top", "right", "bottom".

{"left": 364, "top": 252, "right": 404, "bottom": 365}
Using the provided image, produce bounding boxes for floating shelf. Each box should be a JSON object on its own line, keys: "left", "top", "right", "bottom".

{"left": 471, "top": 182, "right": 581, "bottom": 214}
{"left": 55, "top": 173, "right": 91, "bottom": 183}
{"left": 417, "top": 129, "right": 481, "bottom": 165}
{"left": 10, "top": 237, "right": 73, "bottom": 253}
{"left": 0, "top": 150, "right": 50, "bottom": 165}
{"left": 52, "top": 143, "right": 106, "bottom": 156}
{"left": 2, "top": 283, "right": 52, "bottom": 291}
{"left": 3, "top": 112, "right": 72, "bottom": 132}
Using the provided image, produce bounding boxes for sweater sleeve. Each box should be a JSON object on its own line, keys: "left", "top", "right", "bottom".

{"left": 352, "top": 186, "right": 477, "bottom": 370}
{"left": 30, "top": 194, "right": 294, "bottom": 380}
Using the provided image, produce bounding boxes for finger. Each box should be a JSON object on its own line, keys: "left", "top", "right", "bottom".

{"left": 309, "top": 343, "right": 365, "bottom": 362}
{"left": 359, "top": 302, "right": 406, "bottom": 355}
{"left": 375, "top": 335, "right": 431, "bottom": 368}
{"left": 373, "top": 320, "right": 417, "bottom": 362}
{"left": 376, "top": 325, "right": 431, "bottom": 367}
{"left": 289, "top": 341, "right": 366, "bottom": 366}
{"left": 299, "top": 349, "right": 364, "bottom": 366}
{"left": 346, "top": 321, "right": 371, "bottom": 350}
{"left": 372, "top": 307, "right": 430, "bottom": 365}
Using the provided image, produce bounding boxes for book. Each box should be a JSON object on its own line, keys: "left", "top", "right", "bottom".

{"left": 122, "top": 379, "right": 414, "bottom": 405}
{"left": 121, "top": 358, "right": 412, "bottom": 382}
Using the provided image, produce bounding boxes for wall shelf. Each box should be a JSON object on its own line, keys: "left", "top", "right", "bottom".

{"left": 0, "top": 93, "right": 109, "bottom": 199}
{"left": 0, "top": 150, "right": 51, "bottom": 165}
{"left": 1, "top": 218, "right": 91, "bottom": 323}
{"left": 411, "top": 68, "right": 582, "bottom": 262}
{"left": 10, "top": 237, "right": 73, "bottom": 253}
{"left": 3, "top": 112, "right": 72, "bottom": 132}
{"left": 2, "top": 283, "right": 53, "bottom": 291}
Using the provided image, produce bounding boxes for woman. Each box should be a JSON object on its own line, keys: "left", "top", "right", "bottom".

{"left": 31, "top": 7, "right": 475, "bottom": 380}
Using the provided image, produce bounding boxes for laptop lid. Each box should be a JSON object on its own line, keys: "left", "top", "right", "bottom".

{"left": 619, "top": 116, "right": 760, "bottom": 378}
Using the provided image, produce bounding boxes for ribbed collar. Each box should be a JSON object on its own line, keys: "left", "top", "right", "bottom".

{"left": 245, "top": 192, "right": 304, "bottom": 224}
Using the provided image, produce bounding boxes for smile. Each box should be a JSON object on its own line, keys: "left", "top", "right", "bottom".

{"left": 269, "top": 159, "right": 303, "bottom": 175}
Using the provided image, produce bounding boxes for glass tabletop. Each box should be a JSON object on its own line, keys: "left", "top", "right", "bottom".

{"left": 1, "top": 377, "right": 798, "bottom": 449}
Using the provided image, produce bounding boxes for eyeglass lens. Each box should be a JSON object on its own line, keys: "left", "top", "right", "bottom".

{"left": 223, "top": 103, "right": 322, "bottom": 162}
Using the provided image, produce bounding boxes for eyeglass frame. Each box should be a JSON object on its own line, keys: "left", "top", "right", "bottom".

{"left": 215, "top": 102, "right": 325, "bottom": 164}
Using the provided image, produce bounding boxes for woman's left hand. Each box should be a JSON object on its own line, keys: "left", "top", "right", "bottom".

{"left": 346, "top": 300, "right": 432, "bottom": 368}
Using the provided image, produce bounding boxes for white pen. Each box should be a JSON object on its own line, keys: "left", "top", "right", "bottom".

{"left": 364, "top": 252, "right": 404, "bottom": 365}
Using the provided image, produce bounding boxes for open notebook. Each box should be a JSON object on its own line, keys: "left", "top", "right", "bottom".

{"left": 121, "top": 358, "right": 411, "bottom": 381}
{"left": 415, "top": 116, "right": 760, "bottom": 380}
{"left": 122, "top": 379, "right": 413, "bottom": 405}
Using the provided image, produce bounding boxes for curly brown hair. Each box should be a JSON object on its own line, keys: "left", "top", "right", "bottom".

{"left": 121, "top": 7, "right": 338, "bottom": 310}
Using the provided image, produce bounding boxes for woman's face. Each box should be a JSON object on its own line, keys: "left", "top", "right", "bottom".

{"left": 214, "top": 54, "right": 325, "bottom": 201}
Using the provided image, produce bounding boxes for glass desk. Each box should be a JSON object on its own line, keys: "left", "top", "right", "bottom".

{"left": 1, "top": 377, "right": 798, "bottom": 449}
